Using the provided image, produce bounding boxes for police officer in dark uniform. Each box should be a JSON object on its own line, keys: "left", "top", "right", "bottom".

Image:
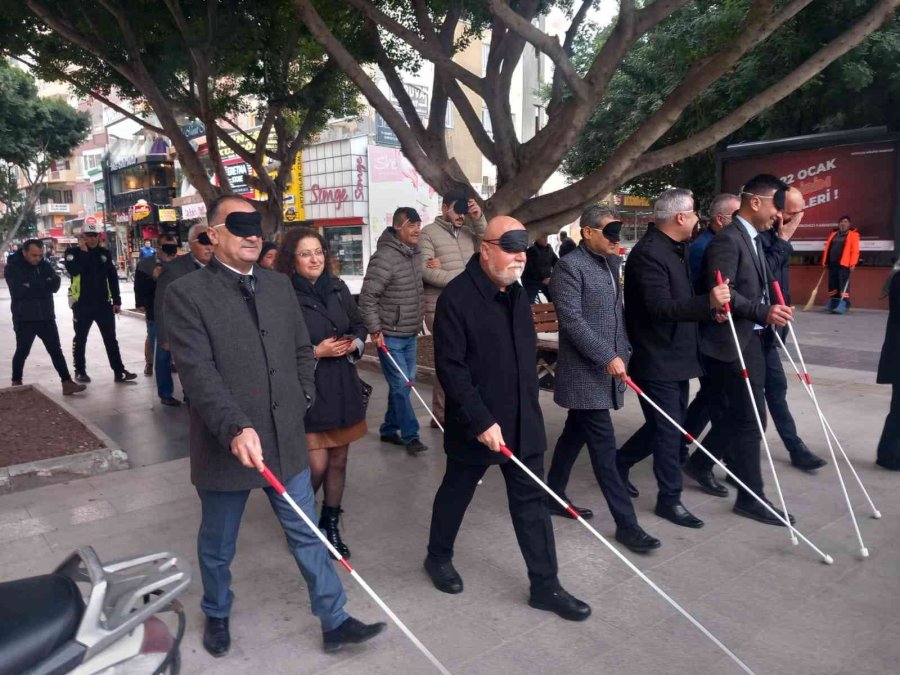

{"left": 64, "top": 221, "right": 136, "bottom": 383}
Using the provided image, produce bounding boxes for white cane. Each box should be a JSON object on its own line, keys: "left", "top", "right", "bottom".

{"left": 378, "top": 342, "right": 444, "bottom": 432}
{"left": 772, "top": 281, "right": 877, "bottom": 557}
{"left": 499, "top": 444, "right": 756, "bottom": 674}
{"left": 624, "top": 378, "right": 833, "bottom": 564}
{"left": 716, "top": 270, "right": 797, "bottom": 546}
{"left": 259, "top": 465, "right": 451, "bottom": 675}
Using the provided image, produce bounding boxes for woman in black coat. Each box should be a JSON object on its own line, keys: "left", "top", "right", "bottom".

{"left": 277, "top": 227, "right": 368, "bottom": 556}
{"left": 876, "top": 271, "right": 900, "bottom": 470}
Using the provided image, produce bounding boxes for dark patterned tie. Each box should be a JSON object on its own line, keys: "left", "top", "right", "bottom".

{"left": 238, "top": 274, "right": 255, "bottom": 299}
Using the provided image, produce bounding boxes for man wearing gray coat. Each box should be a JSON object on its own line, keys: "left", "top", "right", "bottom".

{"left": 165, "top": 195, "right": 384, "bottom": 658}
{"left": 359, "top": 207, "right": 427, "bottom": 454}
{"left": 546, "top": 207, "right": 660, "bottom": 553}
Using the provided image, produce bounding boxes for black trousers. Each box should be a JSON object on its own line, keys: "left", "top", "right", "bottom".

{"left": 762, "top": 335, "right": 803, "bottom": 453}
{"left": 617, "top": 379, "right": 688, "bottom": 506}
{"left": 688, "top": 335, "right": 767, "bottom": 504}
{"left": 12, "top": 320, "right": 71, "bottom": 382}
{"left": 547, "top": 409, "right": 638, "bottom": 529}
{"left": 685, "top": 337, "right": 803, "bottom": 458}
{"left": 72, "top": 303, "right": 124, "bottom": 374}
{"left": 828, "top": 264, "right": 851, "bottom": 299}
{"left": 427, "top": 454, "right": 559, "bottom": 592}
{"left": 683, "top": 376, "right": 711, "bottom": 461}
{"left": 876, "top": 384, "right": 900, "bottom": 470}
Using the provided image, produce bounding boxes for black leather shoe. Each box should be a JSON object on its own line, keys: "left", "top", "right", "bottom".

{"left": 405, "top": 439, "right": 428, "bottom": 455}
{"left": 528, "top": 587, "right": 591, "bottom": 621}
{"left": 380, "top": 433, "right": 404, "bottom": 446}
{"left": 548, "top": 497, "right": 593, "bottom": 520}
{"left": 160, "top": 396, "right": 182, "bottom": 407}
{"left": 323, "top": 616, "right": 386, "bottom": 653}
{"left": 203, "top": 616, "right": 230, "bottom": 658}
{"left": 615, "top": 526, "right": 662, "bottom": 553}
{"left": 618, "top": 468, "right": 639, "bottom": 498}
{"left": 424, "top": 556, "right": 463, "bottom": 594}
{"left": 655, "top": 502, "right": 704, "bottom": 528}
{"left": 790, "top": 444, "right": 828, "bottom": 471}
{"left": 114, "top": 369, "right": 137, "bottom": 383}
{"left": 733, "top": 499, "right": 796, "bottom": 526}
{"left": 75, "top": 372, "right": 91, "bottom": 383}
{"left": 683, "top": 462, "right": 729, "bottom": 498}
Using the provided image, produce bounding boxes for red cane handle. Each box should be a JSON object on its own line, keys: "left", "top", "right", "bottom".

{"left": 623, "top": 376, "right": 643, "bottom": 396}
{"left": 772, "top": 280, "right": 786, "bottom": 306}
{"left": 499, "top": 444, "right": 513, "bottom": 458}
{"left": 259, "top": 465, "right": 286, "bottom": 494}
{"left": 378, "top": 343, "right": 388, "bottom": 355}
{"left": 715, "top": 270, "right": 732, "bottom": 314}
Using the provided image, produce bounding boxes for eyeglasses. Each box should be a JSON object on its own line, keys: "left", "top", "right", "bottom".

{"left": 295, "top": 249, "right": 325, "bottom": 260}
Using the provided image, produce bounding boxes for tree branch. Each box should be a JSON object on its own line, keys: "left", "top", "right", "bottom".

{"left": 489, "top": 0, "right": 588, "bottom": 101}
{"left": 627, "top": 0, "right": 900, "bottom": 181}
{"left": 342, "top": 0, "right": 485, "bottom": 96}
{"left": 548, "top": 0, "right": 594, "bottom": 110}
{"left": 292, "top": 0, "right": 458, "bottom": 192}
{"left": 512, "top": 0, "right": 817, "bottom": 224}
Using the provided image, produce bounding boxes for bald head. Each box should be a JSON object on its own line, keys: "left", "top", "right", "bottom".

{"left": 485, "top": 215, "right": 525, "bottom": 239}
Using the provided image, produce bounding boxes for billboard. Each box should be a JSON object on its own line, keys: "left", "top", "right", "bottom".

{"left": 367, "top": 145, "right": 441, "bottom": 244}
{"left": 721, "top": 140, "right": 897, "bottom": 251}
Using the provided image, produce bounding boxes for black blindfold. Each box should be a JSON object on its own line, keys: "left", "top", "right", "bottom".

{"left": 485, "top": 229, "right": 529, "bottom": 253}
{"left": 223, "top": 211, "right": 263, "bottom": 238}
{"left": 161, "top": 244, "right": 179, "bottom": 255}
{"left": 452, "top": 199, "right": 468, "bottom": 216}
{"left": 196, "top": 232, "right": 212, "bottom": 246}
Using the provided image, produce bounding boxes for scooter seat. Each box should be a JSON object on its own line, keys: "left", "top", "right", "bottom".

{"left": 0, "top": 573, "right": 85, "bottom": 675}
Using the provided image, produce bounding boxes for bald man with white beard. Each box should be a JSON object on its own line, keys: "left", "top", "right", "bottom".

{"left": 424, "top": 216, "right": 592, "bottom": 622}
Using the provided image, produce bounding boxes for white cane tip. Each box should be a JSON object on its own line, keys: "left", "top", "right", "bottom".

{"left": 824, "top": 555, "right": 835, "bottom": 565}
{"left": 873, "top": 511, "right": 882, "bottom": 519}
{"left": 791, "top": 537, "right": 799, "bottom": 546}
{"left": 860, "top": 548, "right": 869, "bottom": 558}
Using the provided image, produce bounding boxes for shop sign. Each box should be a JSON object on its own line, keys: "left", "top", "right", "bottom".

{"left": 110, "top": 155, "right": 138, "bottom": 171}
{"left": 115, "top": 213, "right": 130, "bottom": 224}
{"left": 180, "top": 202, "right": 207, "bottom": 219}
{"left": 133, "top": 200, "right": 152, "bottom": 221}
{"left": 85, "top": 216, "right": 98, "bottom": 227}
{"left": 180, "top": 119, "right": 206, "bottom": 141}
{"left": 158, "top": 208, "right": 178, "bottom": 222}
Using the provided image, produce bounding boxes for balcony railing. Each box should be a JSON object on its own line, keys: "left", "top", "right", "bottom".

{"left": 109, "top": 186, "right": 177, "bottom": 212}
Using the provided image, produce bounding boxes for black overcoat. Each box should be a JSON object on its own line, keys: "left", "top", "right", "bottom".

{"left": 877, "top": 272, "right": 900, "bottom": 384}
{"left": 4, "top": 253, "right": 61, "bottom": 326}
{"left": 164, "top": 257, "right": 317, "bottom": 491}
{"left": 291, "top": 273, "right": 368, "bottom": 432}
{"left": 434, "top": 254, "right": 546, "bottom": 466}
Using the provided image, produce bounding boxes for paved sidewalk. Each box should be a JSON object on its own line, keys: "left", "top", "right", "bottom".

{"left": 1, "top": 279, "right": 898, "bottom": 674}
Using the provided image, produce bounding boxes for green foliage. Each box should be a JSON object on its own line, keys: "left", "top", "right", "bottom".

{"left": 0, "top": 62, "right": 88, "bottom": 243}
{"left": 564, "top": 0, "right": 900, "bottom": 209}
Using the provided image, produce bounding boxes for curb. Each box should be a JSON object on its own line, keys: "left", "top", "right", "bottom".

{"left": 0, "top": 384, "right": 129, "bottom": 494}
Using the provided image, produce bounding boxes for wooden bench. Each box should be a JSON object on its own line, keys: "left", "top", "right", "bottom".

{"left": 531, "top": 303, "right": 559, "bottom": 391}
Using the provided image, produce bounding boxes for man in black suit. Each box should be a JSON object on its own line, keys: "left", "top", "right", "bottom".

{"left": 756, "top": 187, "right": 827, "bottom": 471}
{"left": 684, "top": 174, "right": 796, "bottom": 526}
{"left": 425, "top": 215, "right": 591, "bottom": 622}
{"left": 617, "top": 189, "right": 731, "bottom": 529}
{"left": 165, "top": 195, "right": 383, "bottom": 657}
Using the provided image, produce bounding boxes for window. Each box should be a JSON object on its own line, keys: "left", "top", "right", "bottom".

{"left": 82, "top": 154, "right": 101, "bottom": 174}
{"left": 481, "top": 43, "right": 491, "bottom": 77}
{"left": 534, "top": 104, "right": 543, "bottom": 133}
{"left": 445, "top": 103, "right": 454, "bottom": 129}
{"left": 482, "top": 107, "right": 493, "bottom": 140}
{"left": 62, "top": 190, "right": 73, "bottom": 204}
{"left": 320, "top": 226, "right": 364, "bottom": 277}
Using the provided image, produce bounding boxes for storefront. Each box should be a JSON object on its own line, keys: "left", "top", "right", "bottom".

{"left": 299, "top": 137, "right": 370, "bottom": 293}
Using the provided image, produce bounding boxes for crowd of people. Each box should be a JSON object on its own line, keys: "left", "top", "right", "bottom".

{"left": 4, "top": 171, "right": 898, "bottom": 661}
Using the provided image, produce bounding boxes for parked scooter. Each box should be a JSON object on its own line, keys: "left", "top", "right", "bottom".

{"left": 0, "top": 547, "right": 191, "bottom": 675}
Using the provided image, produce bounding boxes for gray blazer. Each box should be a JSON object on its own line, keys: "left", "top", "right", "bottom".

{"left": 154, "top": 253, "right": 202, "bottom": 344}
{"left": 164, "top": 257, "right": 316, "bottom": 491}
{"left": 549, "top": 245, "right": 631, "bottom": 410}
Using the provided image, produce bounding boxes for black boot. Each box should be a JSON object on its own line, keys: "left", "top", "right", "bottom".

{"left": 319, "top": 505, "right": 350, "bottom": 559}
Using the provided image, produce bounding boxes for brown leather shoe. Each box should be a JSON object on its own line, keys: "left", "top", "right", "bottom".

{"left": 62, "top": 380, "right": 86, "bottom": 395}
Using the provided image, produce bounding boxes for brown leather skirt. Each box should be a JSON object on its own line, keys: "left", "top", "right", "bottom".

{"left": 306, "top": 420, "right": 368, "bottom": 451}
